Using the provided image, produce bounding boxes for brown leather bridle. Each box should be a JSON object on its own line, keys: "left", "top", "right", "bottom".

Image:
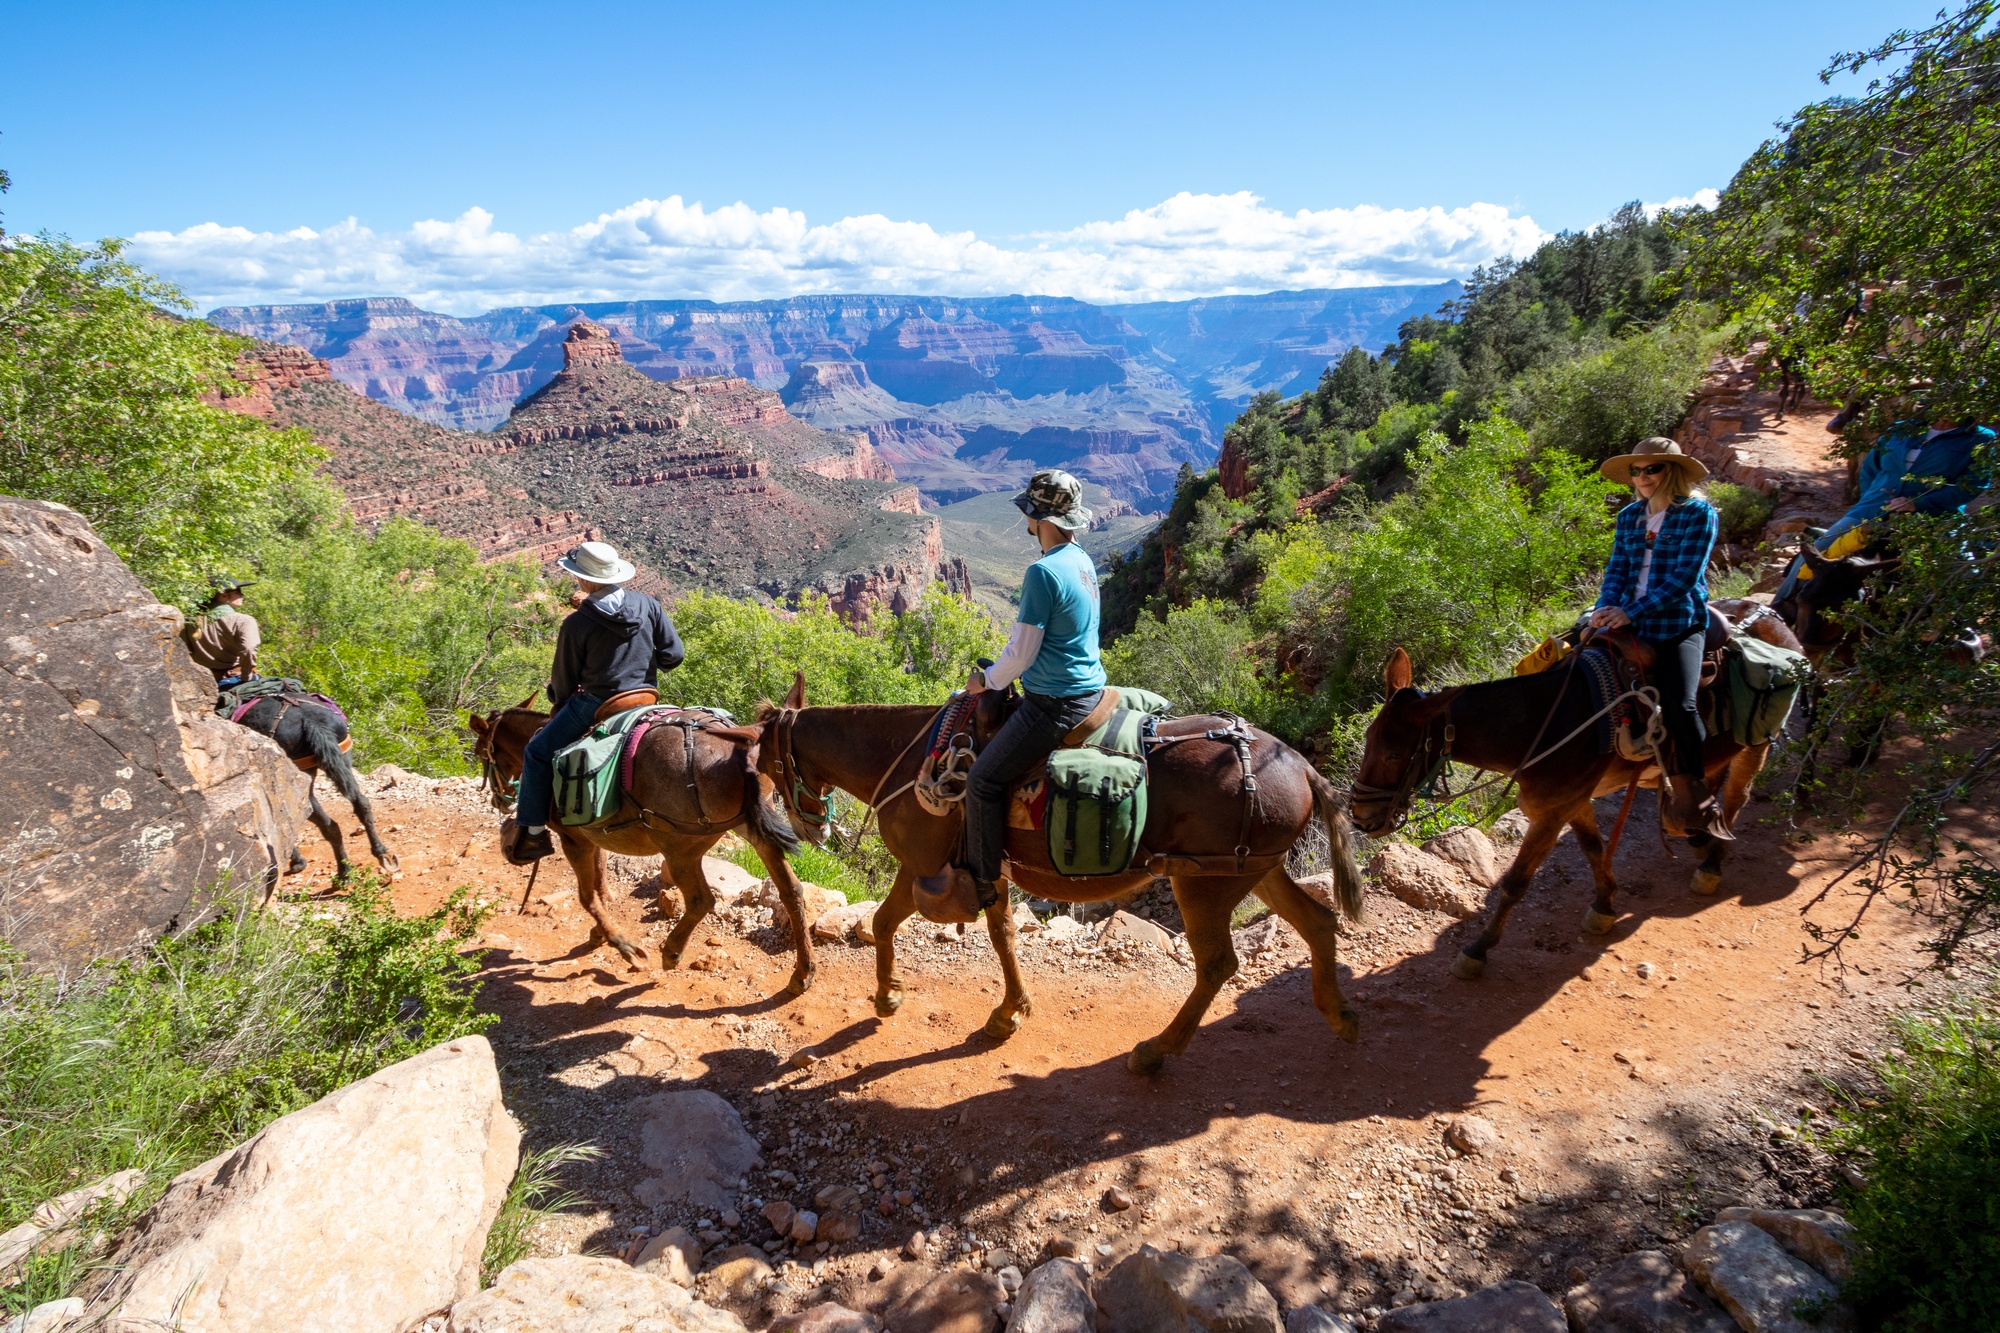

{"left": 770, "top": 708, "right": 831, "bottom": 834}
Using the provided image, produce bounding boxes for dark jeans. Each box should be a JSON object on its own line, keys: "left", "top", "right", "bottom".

{"left": 966, "top": 689, "right": 1103, "bottom": 883}
{"left": 516, "top": 691, "right": 603, "bottom": 828}
{"left": 1644, "top": 625, "right": 1706, "bottom": 777}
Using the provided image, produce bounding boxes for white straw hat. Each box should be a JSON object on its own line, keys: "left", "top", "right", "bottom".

{"left": 556, "top": 541, "right": 636, "bottom": 585}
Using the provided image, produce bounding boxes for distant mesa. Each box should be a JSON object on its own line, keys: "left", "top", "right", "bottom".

{"left": 208, "top": 285, "right": 1457, "bottom": 510}
{"left": 218, "top": 321, "right": 967, "bottom": 622}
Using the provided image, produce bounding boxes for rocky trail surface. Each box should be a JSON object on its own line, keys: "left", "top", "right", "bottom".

{"left": 291, "top": 763, "right": 1940, "bottom": 1329}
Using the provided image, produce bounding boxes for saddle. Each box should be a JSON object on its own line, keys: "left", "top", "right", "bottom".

{"left": 218, "top": 677, "right": 354, "bottom": 772}
{"left": 1573, "top": 606, "right": 1734, "bottom": 768}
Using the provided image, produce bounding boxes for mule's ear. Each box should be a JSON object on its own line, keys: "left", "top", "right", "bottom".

{"left": 784, "top": 671, "right": 806, "bottom": 710}
{"left": 516, "top": 692, "right": 538, "bottom": 710}
{"left": 1384, "top": 648, "right": 1413, "bottom": 693}
{"left": 467, "top": 713, "right": 489, "bottom": 736}
{"left": 1800, "top": 545, "right": 1830, "bottom": 573}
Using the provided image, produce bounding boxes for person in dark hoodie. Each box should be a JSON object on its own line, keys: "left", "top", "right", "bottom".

{"left": 503, "top": 540, "right": 684, "bottom": 864}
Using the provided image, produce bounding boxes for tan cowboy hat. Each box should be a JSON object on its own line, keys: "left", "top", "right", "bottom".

{"left": 556, "top": 540, "right": 636, "bottom": 585}
{"left": 1600, "top": 436, "right": 1708, "bottom": 485}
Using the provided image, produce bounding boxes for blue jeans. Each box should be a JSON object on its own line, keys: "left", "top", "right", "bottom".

{"left": 516, "top": 692, "right": 603, "bottom": 828}
{"left": 966, "top": 689, "right": 1103, "bottom": 883}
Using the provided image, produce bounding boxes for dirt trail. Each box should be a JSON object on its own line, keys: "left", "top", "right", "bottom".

{"left": 302, "top": 765, "right": 1937, "bottom": 1323}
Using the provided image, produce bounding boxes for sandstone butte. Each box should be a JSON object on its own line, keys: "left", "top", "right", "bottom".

{"left": 221, "top": 322, "right": 970, "bottom": 621}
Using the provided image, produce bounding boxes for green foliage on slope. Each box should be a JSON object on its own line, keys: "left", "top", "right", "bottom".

{"left": 0, "top": 876, "right": 491, "bottom": 1310}
{"left": 0, "top": 237, "right": 326, "bottom": 609}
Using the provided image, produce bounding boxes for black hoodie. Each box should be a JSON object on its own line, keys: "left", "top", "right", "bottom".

{"left": 547, "top": 588, "right": 685, "bottom": 703}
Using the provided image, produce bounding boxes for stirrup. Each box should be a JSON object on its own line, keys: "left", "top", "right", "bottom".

{"left": 500, "top": 817, "right": 553, "bottom": 866}
{"left": 1699, "top": 799, "right": 1737, "bottom": 842}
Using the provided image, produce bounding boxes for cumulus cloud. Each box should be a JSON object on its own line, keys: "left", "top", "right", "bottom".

{"left": 129, "top": 190, "right": 1554, "bottom": 314}
{"left": 1642, "top": 188, "right": 1720, "bottom": 218}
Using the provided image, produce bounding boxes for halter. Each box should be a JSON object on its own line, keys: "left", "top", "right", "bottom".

{"left": 1349, "top": 704, "right": 1457, "bottom": 836}
{"left": 473, "top": 711, "right": 522, "bottom": 813}
{"left": 771, "top": 708, "right": 831, "bottom": 830}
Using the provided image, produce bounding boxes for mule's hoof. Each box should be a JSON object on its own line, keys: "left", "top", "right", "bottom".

{"left": 785, "top": 970, "right": 815, "bottom": 997}
{"left": 874, "top": 988, "right": 904, "bottom": 1017}
{"left": 984, "top": 1007, "right": 1023, "bottom": 1041}
{"left": 1127, "top": 1042, "right": 1166, "bottom": 1076}
{"left": 286, "top": 849, "right": 308, "bottom": 874}
{"left": 659, "top": 949, "right": 684, "bottom": 972}
{"left": 375, "top": 852, "right": 402, "bottom": 873}
{"left": 1331, "top": 1009, "right": 1361, "bottom": 1044}
{"left": 1582, "top": 907, "right": 1618, "bottom": 935}
{"left": 1451, "top": 951, "right": 1486, "bottom": 980}
{"left": 1691, "top": 868, "right": 1722, "bottom": 896}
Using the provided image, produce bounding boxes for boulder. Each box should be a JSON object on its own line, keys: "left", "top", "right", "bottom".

{"left": 1714, "top": 1206, "right": 1857, "bottom": 1281}
{"left": 816, "top": 1210, "right": 862, "bottom": 1244}
{"left": 86, "top": 1036, "right": 518, "bottom": 1333}
{"left": 633, "top": 1090, "right": 761, "bottom": 1212}
{"left": 3, "top": 1298, "right": 85, "bottom": 1333}
{"left": 1285, "top": 1309, "right": 1359, "bottom": 1333}
{"left": 1043, "top": 915, "right": 1085, "bottom": 942}
{"left": 1098, "top": 910, "right": 1178, "bottom": 951}
{"left": 0, "top": 496, "right": 309, "bottom": 967}
{"left": 1094, "top": 1244, "right": 1283, "bottom": 1332}
{"left": 0, "top": 1169, "right": 145, "bottom": 1280}
{"left": 1366, "top": 843, "right": 1486, "bottom": 919}
{"left": 763, "top": 1200, "right": 798, "bottom": 1235}
{"left": 701, "top": 1244, "right": 775, "bottom": 1304}
{"left": 883, "top": 1268, "right": 1007, "bottom": 1333}
{"left": 1489, "top": 810, "right": 1530, "bottom": 844}
{"left": 1564, "top": 1250, "right": 1736, "bottom": 1333}
{"left": 1013, "top": 900, "right": 1045, "bottom": 933}
{"left": 701, "top": 857, "right": 764, "bottom": 903}
{"left": 769, "top": 881, "right": 849, "bottom": 931}
{"left": 1375, "top": 1280, "right": 1565, "bottom": 1332}
{"left": 771, "top": 1304, "right": 881, "bottom": 1332}
{"left": 789, "top": 1209, "right": 820, "bottom": 1243}
{"left": 813, "top": 901, "right": 876, "bottom": 942}
{"left": 1682, "top": 1221, "right": 1855, "bottom": 1333}
{"left": 448, "top": 1255, "right": 746, "bottom": 1332}
{"left": 1420, "top": 826, "right": 1502, "bottom": 887}
{"left": 633, "top": 1225, "right": 704, "bottom": 1285}
{"left": 1009, "top": 1257, "right": 1095, "bottom": 1333}
{"left": 1443, "top": 1115, "right": 1500, "bottom": 1156}
{"left": 1293, "top": 873, "right": 1343, "bottom": 915}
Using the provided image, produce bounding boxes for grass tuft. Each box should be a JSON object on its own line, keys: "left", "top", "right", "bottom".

{"left": 481, "top": 1143, "right": 603, "bottom": 1283}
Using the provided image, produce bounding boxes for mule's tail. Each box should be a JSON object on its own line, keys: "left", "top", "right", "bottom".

{"left": 744, "top": 765, "right": 802, "bottom": 854}
{"left": 300, "top": 709, "right": 364, "bottom": 806}
{"left": 1306, "top": 764, "right": 1366, "bottom": 921}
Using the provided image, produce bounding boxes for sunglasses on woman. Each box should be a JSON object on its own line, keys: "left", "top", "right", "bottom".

{"left": 1630, "top": 462, "right": 1672, "bottom": 478}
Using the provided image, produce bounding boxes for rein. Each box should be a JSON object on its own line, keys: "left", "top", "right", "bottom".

{"left": 770, "top": 704, "right": 948, "bottom": 851}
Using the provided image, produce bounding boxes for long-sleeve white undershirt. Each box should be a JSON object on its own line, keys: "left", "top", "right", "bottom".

{"left": 982, "top": 621, "right": 1045, "bottom": 690}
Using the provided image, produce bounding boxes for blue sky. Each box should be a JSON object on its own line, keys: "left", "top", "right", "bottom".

{"left": 0, "top": 0, "right": 1937, "bottom": 311}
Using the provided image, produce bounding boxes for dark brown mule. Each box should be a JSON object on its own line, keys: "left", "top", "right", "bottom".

{"left": 467, "top": 701, "right": 817, "bottom": 991}
{"left": 755, "top": 677, "right": 1364, "bottom": 1074}
{"left": 1351, "top": 601, "right": 1804, "bottom": 980}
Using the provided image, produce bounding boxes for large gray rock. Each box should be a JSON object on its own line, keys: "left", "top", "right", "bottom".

{"left": 1009, "top": 1258, "right": 1095, "bottom": 1333}
{"left": 1420, "top": 826, "right": 1502, "bottom": 887}
{"left": 633, "top": 1090, "right": 761, "bottom": 1212}
{"left": 1285, "top": 1308, "right": 1359, "bottom": 1333}
{"left": 1095, "top": 1244, "right": 1283, "bottom": 1332}
{"left": 448, "top": 1255, "right": 746, "bottom": 1332}
{"left": 1366, "top": 843, "right": 1485, "bottom": 919}
{"left": 87, "top": 1036, "right": 518, "bottom": 1333}
{"left": 0, "top": 496, "right": 308, "bottom": 966}
{"left": 633, "top": 1225, "right": 704, "bottom": 1285}
{"left": 1375, "top": 1280, "right": 1565, "bottom": 1333}
{"left": 1564, "top": 1250, "right": 1736, "bottom": 1333}
{"left": 1714, "top": 1206, "right": 1857, "bottom": 1281}
{"left": 0, "top": 1169, "right": 145, "bottom": 1281}
{"left": 1682, "top": 1222, "right": 1855, "bottom": 1333}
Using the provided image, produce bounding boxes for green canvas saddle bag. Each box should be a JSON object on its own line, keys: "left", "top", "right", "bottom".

{"left": 1043, "top": 688, "right": 1172, "bottom": 877}
{"left": 550, "top": 704, "right": 744, "bottom": 828}
{"left": 1713, "top": 632, "right": 1811, "bottom": 748}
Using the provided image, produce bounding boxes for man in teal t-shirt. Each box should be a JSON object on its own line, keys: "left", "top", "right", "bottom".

{"left": 957, "top": 468, "right": 1108, "bottom": 909}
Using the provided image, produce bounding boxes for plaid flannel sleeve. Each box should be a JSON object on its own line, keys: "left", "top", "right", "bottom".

{"left": 1595, "top": 506, "right": 1639, "bottom": 611}
{"left": 1625, "top": 500, "right": 1717, "bottom": 637}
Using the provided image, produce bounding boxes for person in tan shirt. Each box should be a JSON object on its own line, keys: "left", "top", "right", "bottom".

{"left": 182, "top": 578, "right": 261, "bottom": 687}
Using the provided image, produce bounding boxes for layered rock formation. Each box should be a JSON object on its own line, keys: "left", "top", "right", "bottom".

{"left": 1673, "top": 353, "right": 1851, "bottom": 535}
{"left": 210, "top": 287, "right": 1457, "bottom": 508}
{"left": 230, "top": 326, "right": 966, "bottom": 620}
{"left": 0, "top": 497, "right": 309, "bottom": 966}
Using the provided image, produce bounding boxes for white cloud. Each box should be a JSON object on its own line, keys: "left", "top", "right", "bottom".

{"left": 129, "top": 190, "right": 1555, "bottom": 314}
{"left": 1642, "top": 188, "right": 1720, "bottom": 218}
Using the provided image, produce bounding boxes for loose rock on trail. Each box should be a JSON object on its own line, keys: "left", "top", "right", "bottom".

{"left": 298, "top": 763, "right": 1941, "bottom": 1327}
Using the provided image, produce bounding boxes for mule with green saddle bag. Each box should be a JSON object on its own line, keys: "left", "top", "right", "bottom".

{"left": 1044, "top": 686, "right": 1172, "bottom": 877}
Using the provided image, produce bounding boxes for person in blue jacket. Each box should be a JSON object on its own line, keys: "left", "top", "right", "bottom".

{"left": 1773, "top": 417, "right": 1994, "bottom": 611}
{"left": 1588, "top": 438, "right": 1732, "bottom": 841}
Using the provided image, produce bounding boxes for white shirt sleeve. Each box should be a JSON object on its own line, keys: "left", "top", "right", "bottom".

{"left": 982, "top": 622, "right": 1045, "bottom": 691}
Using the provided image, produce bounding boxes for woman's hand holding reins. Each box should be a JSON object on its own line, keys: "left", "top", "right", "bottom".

{"left": 1588, "top": 606, "right": 1632, "bottom": 630}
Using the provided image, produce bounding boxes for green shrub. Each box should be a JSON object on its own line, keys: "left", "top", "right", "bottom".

{"left": 1506, "top": 316, "right": 1722, "bottom": 465}
{"left": 723, "top": 827, "right": 884, "bottom": 903}
{"left": 1816, "top": 984, "right": 2000, "bottom": 1331}
{"left": 0, "top": 875, "right": 493, "bottom": 1307}
{"left": 1707, "top": 481, "right": 1777, "bottom": 543}
{"left": 1103, "top": 598, "right": 1269, "bottom": 722}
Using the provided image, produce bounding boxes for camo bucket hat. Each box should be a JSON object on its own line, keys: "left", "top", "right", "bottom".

{"left": 1011, "top": 468, "right": 1093, "bottom": 531}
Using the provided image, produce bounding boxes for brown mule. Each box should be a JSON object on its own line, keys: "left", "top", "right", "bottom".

{"left": 1350, "top": 601, "right": 1804, "bottom": 979}
{"left": 753, "top": 675, "right": 1365, "bottom": 1074}
{"left": 467, "top": 700, "right": 819, "bottom": 993}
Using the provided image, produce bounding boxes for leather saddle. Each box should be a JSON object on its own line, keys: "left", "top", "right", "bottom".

{"left": 593, "top": 687, "right": 660, "bottom": 723}
{"left": 1588, "top": 607, "right": 1734, "bottom": 766}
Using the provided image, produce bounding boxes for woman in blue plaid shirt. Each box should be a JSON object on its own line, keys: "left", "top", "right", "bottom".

{"left": 1587, "top": 437, "right": 1731, "bottom": 841}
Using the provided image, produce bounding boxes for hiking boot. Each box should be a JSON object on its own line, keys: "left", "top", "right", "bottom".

{"left": 912, "top": 867, "right": 983, "bottom": 923}
{"left": 500, "top": 818, "right": 554, "bottom": 866}
{"left": 1665, "top": 776, "right": 1734, "bottom": 842}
